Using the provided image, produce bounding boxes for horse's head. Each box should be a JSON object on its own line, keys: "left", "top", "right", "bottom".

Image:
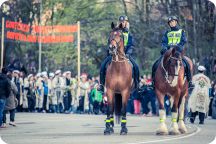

{"left": 108, "top": 22, "right": 124, "bottom": 56}
{"left": 162, "top": 46, "right": 183, "bottom": 86}
{"left": 168, "top": 46, "right": 183, "bottom": 67}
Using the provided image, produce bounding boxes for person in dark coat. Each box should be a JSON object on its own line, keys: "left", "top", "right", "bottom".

{"left": 2, "top": 71, "right": 18, "bottom": 127}
{"left": 0, "top": 68, "right": 11, "bottom": 127}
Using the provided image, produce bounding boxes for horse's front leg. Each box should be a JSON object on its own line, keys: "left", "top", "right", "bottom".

{"left": 120, "top": 90, "right": 130, "bottom": 135}
{"left": 178, "top": 95, "right": 187, "bottom": 134}
{"left": 104, "top": 89, "right": 114, "bottom": 135}
{"left": 155, "top": 89, "right": 168, "bottom": 135}
{"left": 169, "top": 93, "right": 181, "bottom": 135}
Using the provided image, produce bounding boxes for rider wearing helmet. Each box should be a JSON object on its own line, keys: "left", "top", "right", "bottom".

{"left": 98, "top": 15, "right": 140, "bottom": 92}
{"left": 152, "top": 16, "right": 193, "bottom": 88}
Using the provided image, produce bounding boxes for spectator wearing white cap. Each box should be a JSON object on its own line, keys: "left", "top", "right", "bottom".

{"left": 63, "top": 71, "right": 73, "bottom": 113}
{"left": 35, "top": 72, "right": 44, "bottom": 112}
{"left": 77, "top": 73, "right": 90, "bottom": 113}
{"left": 12, "top": 70, "right": 23, "bottom": 112}
{"left": 189, "top": 65, "right": 211, "bottom": 124}
{"left": 53, "top": 70, "right": 64, "bottom": 113}
{"left": 48, "top": 73, "right": 56, "bottom": 113}
{"left": 41, "top": 73, "right": 49, "bottom": 112}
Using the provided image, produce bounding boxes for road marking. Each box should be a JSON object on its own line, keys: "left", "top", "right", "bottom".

{"left": 126, "top": 125, "right": 201, "bottom": 144}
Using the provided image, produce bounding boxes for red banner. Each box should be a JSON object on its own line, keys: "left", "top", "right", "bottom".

{"left": 5, "top": 20, "right": 77, "bottom": 43}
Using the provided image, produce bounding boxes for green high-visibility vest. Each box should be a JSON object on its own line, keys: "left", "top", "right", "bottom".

{"left": 123, "top": 32, "right": 129, "bottom": 46}
{"left": 167, "top": 29, "right": 183, "bottom": 45}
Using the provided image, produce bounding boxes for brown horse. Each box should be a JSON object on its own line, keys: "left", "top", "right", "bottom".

{"left": 103, "top": 22, "right": 133, "bottom": 135}
{"left": 155, "top": 46, "right": 193, "bottom": 135}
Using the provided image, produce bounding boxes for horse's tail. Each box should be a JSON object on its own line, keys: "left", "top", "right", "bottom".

{"left": 114, "top": 93, "right": 122, "bottom": 124}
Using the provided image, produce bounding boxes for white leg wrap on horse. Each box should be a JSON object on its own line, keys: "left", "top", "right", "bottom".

{"left": 156, "top": 110, "right": 168, "bottom": 135}
{"left": 159, "top": 109, "right": 166, "bottom": 121}
{"left": 178, "top": 97, "right": 187, "bottom": 133}
{"left": 179, "top": 97, "right": 185, "bottom": 121}
{"left": 170, "top": 112, "right": 180, "bottom": 135}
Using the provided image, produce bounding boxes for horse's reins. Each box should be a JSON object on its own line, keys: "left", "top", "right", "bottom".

{"left": 161, "top": 55, "right": 182, "bottom": 84}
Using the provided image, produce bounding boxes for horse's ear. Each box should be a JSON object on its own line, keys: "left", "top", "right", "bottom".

{"left": 171, "top": 47, "right": 176, "bottom": 55}
{"left": 119, "top": 23, "right": 123, "bottom": 29}
{"left": 111, "top": 22, "right": 115, "bottom": 29}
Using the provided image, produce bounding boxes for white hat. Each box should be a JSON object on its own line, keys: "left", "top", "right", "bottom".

{"left": 28, "top": 74, "right": 33, "bottom": 79}
{"left": 65, "top": 71, "right": 71, "bottom": 74}
{"left": 55, "top": 70, "right": 61, "bottom": 75}
{"left": 13, "top": 70, "right": 20, "bottom": 74}
{"left": 43, "top": 75, "right": 48, "bottom": 79}
{"left": 41, "top": 71, "right": 48, "bottom": 77}
{"left": 49, "top": 73, "right": 54, "bottom": 77}
{"left": 198, "top": 65, "right": 206, "bottom": 72}
{"left": 36, "top": 73, "right": 41, "bottom": 77}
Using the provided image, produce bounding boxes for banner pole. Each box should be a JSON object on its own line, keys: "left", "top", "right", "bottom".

{"left": 77, "top": 21, "right": 81, "bottom": 99}
{"left": 38, "top": 0, "right": 42, "bottom": 72}
{"left": 1, "top": 17, "right": 5, "bottom": 71}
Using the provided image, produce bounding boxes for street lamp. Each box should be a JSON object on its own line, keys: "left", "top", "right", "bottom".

{"left": 1, "top": 3, "right": 10, "bottom": 70}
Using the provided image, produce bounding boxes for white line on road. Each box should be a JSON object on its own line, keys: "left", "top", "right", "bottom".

{"left": 126, "top": 125, "right": 201, "bottom": 144}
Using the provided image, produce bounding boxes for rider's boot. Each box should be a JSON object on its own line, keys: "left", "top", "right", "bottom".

{"left": 98, "top": 68, "right": 105, "bottom": 93}
{"left": 183, "top": 58, "right": 194, "bottom": 89}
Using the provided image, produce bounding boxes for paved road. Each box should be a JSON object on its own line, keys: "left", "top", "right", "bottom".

{"left": 0, "top": 113, "right": 215, "bottom": 144}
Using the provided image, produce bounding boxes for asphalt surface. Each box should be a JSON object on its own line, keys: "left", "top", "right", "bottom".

{"left": 0, "top": 113, "right": 216, "bottom": 144}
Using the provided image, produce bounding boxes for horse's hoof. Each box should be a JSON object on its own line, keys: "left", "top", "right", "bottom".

{"left": 120, "top": 127, "right": 128, "bottom": 135}
{"left": 156, "top": 131, "right": 168, "bottom": 135}
{"left": 104, "top": 128, "right": 111, "bottom": 135}
{"left": 169, "top": 130, "right": 180, "bottom": 135}
{"left": 110, "top": 127, "right": 114, "bottom": 133}
{"left": 179, "top": 128, "right": 187, "bottom": 134}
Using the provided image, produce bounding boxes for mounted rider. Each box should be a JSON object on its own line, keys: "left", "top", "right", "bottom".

{"left": 98, "top": 15, "right": 140, "bottom": 92}
{"left": 152, "top": 16, "right": 193, "bottom": 88}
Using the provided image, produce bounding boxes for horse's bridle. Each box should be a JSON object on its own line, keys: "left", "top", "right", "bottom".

{"left": 109, "top": 31, "right": 128, "bottom": 62}
{"left": 161, "top": 54, "right": 182, "bottom": 84}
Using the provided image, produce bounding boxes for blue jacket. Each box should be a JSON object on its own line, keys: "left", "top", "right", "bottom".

{"left": 42, "top": 81, "right": 48, "bottom": 95}
{"left": 122, "top": 28, "right": 134, "bottom": 55}
{"left": 161, "top": 26, "right": 187, "bottom": 50}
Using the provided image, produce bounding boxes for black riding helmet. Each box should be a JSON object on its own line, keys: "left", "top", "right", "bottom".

{"left": 119, "top": 16, "right": 125, "bottom": 21}
{"left": 119, "top": 15, "right": 128, "bottom": 22}
{"left": 167, "top": 16, "right": 178, "bottom": 24}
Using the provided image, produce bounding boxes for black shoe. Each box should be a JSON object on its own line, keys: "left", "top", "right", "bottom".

{"left": 97, "top": 85, "right": 104, "bottom": 93}
{"left": 188, "top": 81, "right": 194, "bottom": 89}
{"left": 190, "top": 118, "right": 194, "bottom": 124}
{"left": 199, "top": 121, "right": 204, "bottom": 125}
